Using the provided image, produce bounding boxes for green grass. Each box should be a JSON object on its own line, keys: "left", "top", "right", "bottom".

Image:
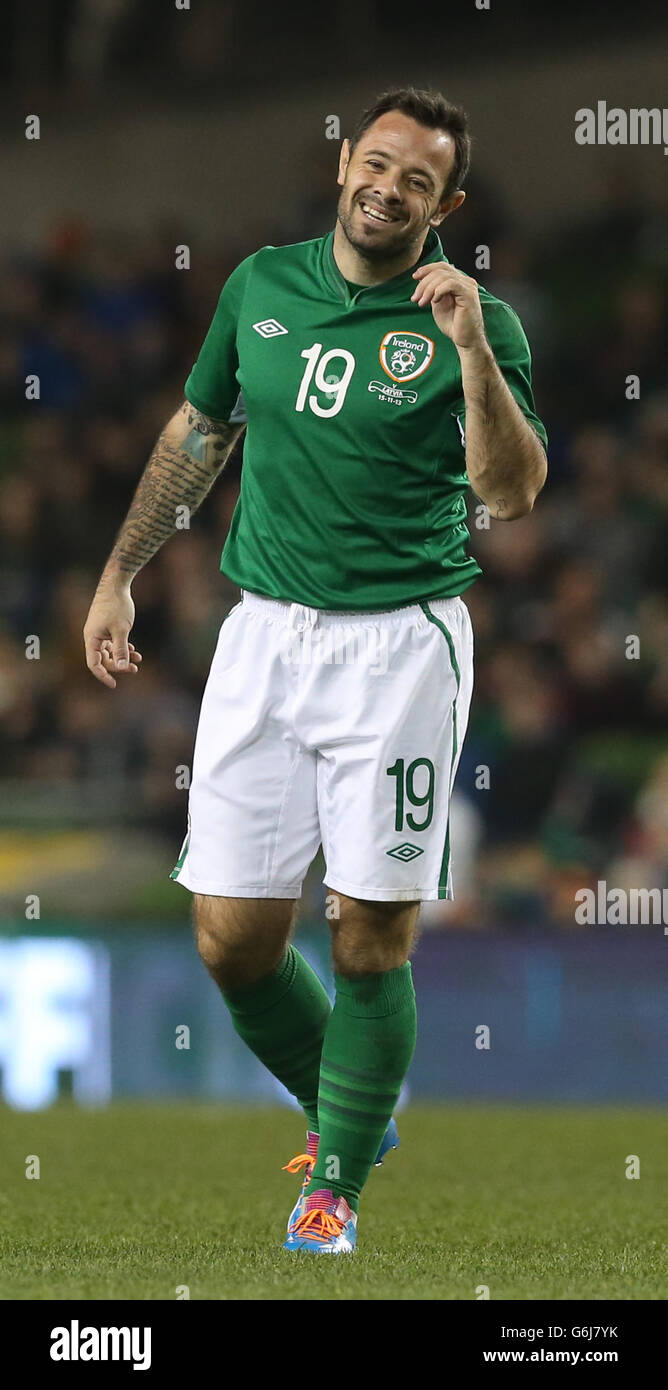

{"left": 1, "top": 1103, "right": 667, "bottom": 1300}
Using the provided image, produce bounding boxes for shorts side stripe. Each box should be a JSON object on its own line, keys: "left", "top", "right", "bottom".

{"left": 420, "top": 602, "right": 460, "bottom": 899}
{"left": 169, "top": 818, "right": 191, "bottom": 880}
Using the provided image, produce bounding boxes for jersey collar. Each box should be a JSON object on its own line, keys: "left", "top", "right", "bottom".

{"left": 321, "top": 226, "right": 447, "bottom": 305}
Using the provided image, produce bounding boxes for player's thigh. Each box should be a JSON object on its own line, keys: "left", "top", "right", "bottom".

{"left": 327, "top": 892, "right": 420, "bottom": 976}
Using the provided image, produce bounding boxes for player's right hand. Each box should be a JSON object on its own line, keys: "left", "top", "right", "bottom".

{"left": 83, "top": 584, "right": 143, "bottom": 690}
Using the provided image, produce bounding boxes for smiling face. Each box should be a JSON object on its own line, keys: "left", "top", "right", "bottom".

{"left": 336, "top": 111, "right": 465, "bottom": 267}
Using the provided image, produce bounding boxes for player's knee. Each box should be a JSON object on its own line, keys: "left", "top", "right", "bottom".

{"left": 193, "top": 907, "right": 228, "bottom": 973}
{"left": 332, "top": 934, "right": 414, "bottom": 978}
{"left": 330, "top": 896, "right": 419, "bottom": 977}
{"left": 333, "top": 946, "right": 409, "bottom": 979}
{"left": 192, "top": 894, "right": 294, "bottom": 988}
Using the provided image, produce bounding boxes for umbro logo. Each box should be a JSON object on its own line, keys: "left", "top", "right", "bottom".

{"left": 386, "top": 843, "right": 424, "bottom": 862}
{"left": 253, "top": 318, "right": 288, "bottom": 338}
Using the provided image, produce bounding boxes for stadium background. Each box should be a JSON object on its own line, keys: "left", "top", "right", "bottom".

{"left": 1, "top": 0, "right": 667, "bottom": 1117}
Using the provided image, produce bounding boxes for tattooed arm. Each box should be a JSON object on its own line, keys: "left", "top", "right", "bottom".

{"left": 84, "top": 401, "right": 244, "bottom": 688}
{"left": 101, "top": 400, "right": 243, "bottom": 582}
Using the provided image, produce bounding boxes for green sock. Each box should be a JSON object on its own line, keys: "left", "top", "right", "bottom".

{"left": 309, "top": 963, "right": 417, "bottom": 1212}
{"left": 222, "top": 945, "right": 331, "bottom": 1131}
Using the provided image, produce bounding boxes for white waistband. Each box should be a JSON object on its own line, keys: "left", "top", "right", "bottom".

{"left": 240, "top": 589, "right": 463, "bottom": 629}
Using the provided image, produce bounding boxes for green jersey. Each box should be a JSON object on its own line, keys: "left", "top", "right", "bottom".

{"left": 185, "top": 228, "right": 547, "bottom": 611}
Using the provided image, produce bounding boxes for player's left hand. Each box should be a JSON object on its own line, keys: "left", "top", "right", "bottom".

{"left": 411, "top": 264, "right": 486, "bottom": 351}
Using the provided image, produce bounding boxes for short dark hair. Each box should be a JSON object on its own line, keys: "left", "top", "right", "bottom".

{"left": 349, "top": 86, "right": 471, "bottom": 199}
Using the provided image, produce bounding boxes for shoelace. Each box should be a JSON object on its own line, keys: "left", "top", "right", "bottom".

{"left": 281, "top": 1152, "right": 313, "bottom": 1176}
{"left": 289, "top": 1208, "right": 344, "bottom": 1242}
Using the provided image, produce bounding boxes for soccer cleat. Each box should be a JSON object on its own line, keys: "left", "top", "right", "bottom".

{"left": 283, "top": 1190, "right": 357, "bottom": 1253}
{"left": 282, "top": 1117, "right": 399, "bottom": 1231}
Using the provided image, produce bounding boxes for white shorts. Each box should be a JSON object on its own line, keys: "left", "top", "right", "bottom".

{"left": 170, "top": 589, "right": 474, "bottom": 902}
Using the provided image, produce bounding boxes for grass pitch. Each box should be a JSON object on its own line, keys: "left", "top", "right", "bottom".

{"left": 1, "top": 1103, "right": 666, "bottom": 1300}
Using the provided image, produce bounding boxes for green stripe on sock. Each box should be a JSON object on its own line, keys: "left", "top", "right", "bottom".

{"left": 317, "top": 1100, "right": 390, "bottom": 1130}
{"left": 318, "top": 1076, "right": 399, "bottom": 1109}
{"left": 320, "top": 1062, "right": 406, "bottom": 1095}
{"left": 310, "top": 964, "right": 417, "bottom": 1211}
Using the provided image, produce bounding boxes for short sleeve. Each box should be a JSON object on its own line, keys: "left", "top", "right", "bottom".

{"left": 184, "top": 255, "right": 254, "bottom": 421}
{"left": 453, "top": 299, "right": 548, "bottom": 452}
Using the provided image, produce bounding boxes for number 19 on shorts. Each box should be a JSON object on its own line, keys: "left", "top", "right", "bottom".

{"left": 386, "top": 757, "right": 435, "bottom": 832}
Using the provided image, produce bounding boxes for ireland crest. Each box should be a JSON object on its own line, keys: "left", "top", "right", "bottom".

{"left": 379, "top": 330, "right": 434, "bottom": 383}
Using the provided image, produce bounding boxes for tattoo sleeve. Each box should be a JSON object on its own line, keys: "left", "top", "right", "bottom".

{"left": 97, "top": 401, "right": 244, "bottom": 586}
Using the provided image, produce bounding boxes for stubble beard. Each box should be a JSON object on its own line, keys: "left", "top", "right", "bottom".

{"left": 336, "top": 189, "right": 417, "bottom": 268}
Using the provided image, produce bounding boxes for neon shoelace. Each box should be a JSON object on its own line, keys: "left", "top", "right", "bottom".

{"left": 281, "top": 1152, "right": 313, "bottom": 1175}
{"left": 289, "top": 1208, "right": 344, "bottom": 1242}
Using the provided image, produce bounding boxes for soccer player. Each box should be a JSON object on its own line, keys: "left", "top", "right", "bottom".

{"left": 84, "top": 87, "right": 547, "bottom": 1254}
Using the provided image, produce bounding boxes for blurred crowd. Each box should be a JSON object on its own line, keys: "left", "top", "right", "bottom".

{"left": 0, "top": 167, "right": 666, "bottom": 927}
{"left": 3, "top": 1, "right": 644, "bottom": 99}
